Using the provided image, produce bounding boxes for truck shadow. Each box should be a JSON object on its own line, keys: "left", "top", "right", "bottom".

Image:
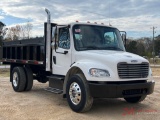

{"left": 29, "top": 84, "right": 155, "bottom": 116}
{"left": 87, "top": 98, "right": 154, "bottom": 116}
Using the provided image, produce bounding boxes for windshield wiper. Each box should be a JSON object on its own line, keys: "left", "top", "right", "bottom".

{"left": 103, "top": 46, "right": 124, "bottom": 51}
{"left": 85, "top": 46, "right": 101, "bottom": 50}
{"left": 78, "top": 46, "right": 124, "bottom": 51}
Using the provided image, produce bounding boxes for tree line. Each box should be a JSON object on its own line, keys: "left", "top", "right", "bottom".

{"left": 0, "top": 21, "right": 33, "bottom": 43}
{"left": 126, "top": 36, "right": 160, "bottom": 58}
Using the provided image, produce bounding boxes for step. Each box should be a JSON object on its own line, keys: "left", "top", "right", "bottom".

{"left": 47, "top": 75, "right": 65, "bottom": 80}
{"left": 47, "top": 75, "right": 64, "bottom": 90}
{"left": 44, "top": 87, "right": 63, "bottom": 94}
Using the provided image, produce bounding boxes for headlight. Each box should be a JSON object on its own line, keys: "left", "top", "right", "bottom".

{"left": 89, "top": 68, "right": 110, "bottom": 77}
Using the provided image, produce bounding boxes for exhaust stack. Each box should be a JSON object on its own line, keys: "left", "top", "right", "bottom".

{"left": 45, "top": 8, "right": 51, "bottom": 23}
{"left": 45, "top": 8, "right": 51, "bottom": 71}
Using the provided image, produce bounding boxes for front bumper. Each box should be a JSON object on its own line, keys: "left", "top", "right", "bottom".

{"left": 88, "top": 81, "right": 155, "bottom": 98}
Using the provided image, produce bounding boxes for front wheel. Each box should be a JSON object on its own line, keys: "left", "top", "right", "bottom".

{"left": 66, "top": 74, "right": 93, "bottom": 112}
{"left": 124, "top": 95, "right": 146, "bottom": 103}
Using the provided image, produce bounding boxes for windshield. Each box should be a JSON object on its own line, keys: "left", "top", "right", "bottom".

{"left": 72, "top": 25, "right": 125, "bottom": 51}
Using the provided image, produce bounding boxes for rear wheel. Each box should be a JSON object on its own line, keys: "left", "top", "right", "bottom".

{"left": 66, "top": 74, "right": 93, "bottom": 112}
{"left": 24, "top": 67, "right": 33, "bottom": 91}
{"left": 124, "top": 95, "right": 146, "bottom": 103}
{"left": 11, "top": 67, "right": 26, "bottom": 92}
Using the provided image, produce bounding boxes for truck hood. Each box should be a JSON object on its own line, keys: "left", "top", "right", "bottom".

{"left": 75, "top": 50, "right": 148, "bottom": 64}
{"left": 74, "top": 50, "right": 150, "bottom": 81}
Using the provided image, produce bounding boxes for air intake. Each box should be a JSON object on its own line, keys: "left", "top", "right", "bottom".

{"left": 117, "top": 62, "right": 149, "bottom": 79}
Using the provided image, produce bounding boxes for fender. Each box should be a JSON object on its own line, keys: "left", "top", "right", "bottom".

{"left": 71, "top": 60, "right": 115, "bottom": 81}
{"left": 63, "top": 60, "right": 115, "bottom": 95}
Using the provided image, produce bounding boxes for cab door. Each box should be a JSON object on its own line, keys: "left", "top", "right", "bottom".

{"left": 52, "top": 26, "right": 72, "bottom": 75}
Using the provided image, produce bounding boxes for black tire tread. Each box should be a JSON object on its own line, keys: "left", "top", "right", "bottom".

{"left": 24, "top": 67, "right": 33, "bottom": 91}
{"left": 77, "top": 74, "right": 93, "bottom": 112}
{"left": 66, "top": 73, "right": 93, "bottom": 113}
{"left": 12, "top": 67, "right": 26, "bottom": 92}
{"left": 124, "top": 95, "right": 146, "bottom": 103}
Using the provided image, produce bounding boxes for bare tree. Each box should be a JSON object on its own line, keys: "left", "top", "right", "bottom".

{"left": 0, "top": 21, "right": 7, "bottom": 45}
{"left": 24, "top": 21, "right": 33, "bottom": 39}
{"left": 0, "top": 22, "right": 7, "bottom": 38}
{"left": 20, "top": 25, "right": 26, "bottom": 39}
{"left": 5, "top": 22, "right": 33, "bottom": 40}
{"left": 6, "top": 25, "right": 21, "bottom": 40}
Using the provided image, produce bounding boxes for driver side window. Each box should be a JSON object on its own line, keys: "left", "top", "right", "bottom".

{"left": 58, "top": 27, "right": 70, "bottom": 49}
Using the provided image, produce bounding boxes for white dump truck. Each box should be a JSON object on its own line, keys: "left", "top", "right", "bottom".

{"left": 1, "top": 9, "right": 155, "bottom": 112}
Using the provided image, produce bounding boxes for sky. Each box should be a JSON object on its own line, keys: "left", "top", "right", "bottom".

{"left": 0, "top": 0, "right": 160, "bottom": 39}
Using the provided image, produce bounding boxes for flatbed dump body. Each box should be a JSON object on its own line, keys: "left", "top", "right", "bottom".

{"left": 1, "top": 37, "right": 45, "bottom": 66}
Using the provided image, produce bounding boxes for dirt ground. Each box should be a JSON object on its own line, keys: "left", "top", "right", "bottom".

{"left": 151, "top": 67, "right": 160, "bottom": 76}
{"left": 0, "top": 68, "right": 160, "bottom": 120}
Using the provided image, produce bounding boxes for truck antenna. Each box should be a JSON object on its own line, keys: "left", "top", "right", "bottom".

{"left": 109, "top": 0, "right": 111, "bottom": 25}
{"left": 45, "top": 8, "right": 51, "bottom": 23}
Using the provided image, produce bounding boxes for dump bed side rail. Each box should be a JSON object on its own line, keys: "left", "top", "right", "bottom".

{"left": 1, "top": 37, "right": 45, "bottom": 66}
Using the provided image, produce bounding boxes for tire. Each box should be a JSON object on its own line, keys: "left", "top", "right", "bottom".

{"left": 124, "top": 95, "right": 146, "bottom": 103}
{"left": 11, "top": 67, "right": 27, "bottom": 92}
{"left": 66, "top": 74, "right": 93, "bottom": 112}
{"left": 24, "top": 67, "right": 33, "bottom": 91}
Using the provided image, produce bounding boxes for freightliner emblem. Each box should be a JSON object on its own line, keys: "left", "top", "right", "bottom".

{"left": 131, "top": 60, "right": 138, "bottom": 63}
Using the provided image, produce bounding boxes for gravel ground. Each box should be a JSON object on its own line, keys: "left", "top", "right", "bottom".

{"left": 0, "top": 69, "right": 160, "bottom": 120}
{"left": 151, "top": 68, "right": 160, "bottom": 76}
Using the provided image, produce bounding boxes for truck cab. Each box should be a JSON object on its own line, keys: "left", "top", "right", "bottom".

{"left": 52, "top": 23, "right": 125, "bottom": 75}
{"left": 1, "top": 9, "right": 155, "bottom": 113}
{"left": 47, "top": 21, "right": 154, "bottom": 112}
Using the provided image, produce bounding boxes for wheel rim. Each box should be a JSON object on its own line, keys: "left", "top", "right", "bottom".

{"left": 13, "top": 72, "right": 18, "bottom": 87}
{"left": 69, "top": 82, "right": 81, "bottom": 105}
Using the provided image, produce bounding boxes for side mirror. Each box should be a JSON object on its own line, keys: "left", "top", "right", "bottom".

{"left": 51, "top": 42, "right": 58, "bottom": 49}
{"left": 51, "top": 42, "right": 55, "bottom": 49}
{"left": 120, "top": 31, "right": 127, "bottom": 49}
{"left": 122, "top": 34, "right": 126, "bottom": 42}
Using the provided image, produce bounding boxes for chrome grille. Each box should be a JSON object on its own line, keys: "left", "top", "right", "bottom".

{"left": 117, "top": 62, "right": 149, "bottom": 79}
